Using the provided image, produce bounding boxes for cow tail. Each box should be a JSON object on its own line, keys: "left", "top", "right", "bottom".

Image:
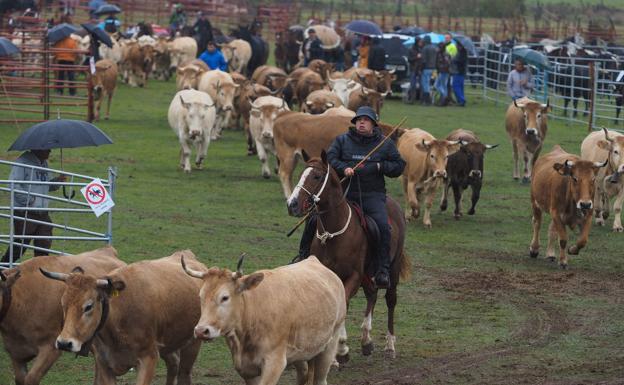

{"left": 398, "top": 248, "right": 412, "bottom": 282}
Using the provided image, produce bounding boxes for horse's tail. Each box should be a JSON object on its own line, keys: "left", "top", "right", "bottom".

{"left": 398, "top": 248, "right": 412, "bottom": 282}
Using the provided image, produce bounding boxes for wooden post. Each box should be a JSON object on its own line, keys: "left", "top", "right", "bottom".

{"left": 587, "top": 61, "right": 596, "bottom": 133}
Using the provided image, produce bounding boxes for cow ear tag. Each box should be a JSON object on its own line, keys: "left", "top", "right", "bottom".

{"left": 111, "top": 289, "right": 120, "bottom": 297}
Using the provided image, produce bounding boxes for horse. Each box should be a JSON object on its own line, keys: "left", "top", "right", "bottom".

{"left": 286, "top": 150, "right": 411, "bottom": 358}
{"left": 233, "top": 22, "right": 269, "bottom": 76}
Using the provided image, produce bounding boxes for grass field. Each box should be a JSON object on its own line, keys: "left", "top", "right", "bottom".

{"left": 1, "top": 77, "right": 623, "bottom": 384}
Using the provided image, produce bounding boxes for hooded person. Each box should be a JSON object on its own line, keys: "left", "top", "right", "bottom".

{"left": 292, "top": 106, "right": 406, "bottom": 288}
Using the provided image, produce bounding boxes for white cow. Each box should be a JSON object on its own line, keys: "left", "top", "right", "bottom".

{"left": 197, "top": 70, "right": 239, "bottom": 140}
{"left": 168, "top": 36, "right": 197, "bottom": 71}
{"left": 327, "top": 74, "right": 360, "bottom": 107}
{"left": 249, "top": 96, "right": 290, "bottom": 178}
{"left": 219, "top": 39, "right": 252, "bottom": 74}
{"left": 168, "top": 89, "right": 216, "bottom": 173}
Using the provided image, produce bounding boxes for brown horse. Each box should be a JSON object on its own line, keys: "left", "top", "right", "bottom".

{"left": 287, "top": 150, "right": 411, "bottom": 358}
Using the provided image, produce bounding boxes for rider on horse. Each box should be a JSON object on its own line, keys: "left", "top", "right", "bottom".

{"left": 292, "top": 106, "right": 406, "bottom": 288}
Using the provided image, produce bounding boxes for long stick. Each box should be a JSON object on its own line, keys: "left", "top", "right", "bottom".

{"left": 286, "top": 116, "right": 407, "bottom": 237}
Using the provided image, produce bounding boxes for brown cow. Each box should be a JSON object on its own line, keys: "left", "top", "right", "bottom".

{"left": 0, "top": 247, "right": 124, "bottom": 385}
{"left": 505, "top": 97, "right": 549, "bottom": 182}
{"left": 152, "top": 36, "right": 171, "bottom": 81}
{"left": 122, "top": 41, "right": 155, "bottom": 87}
{"left": 40, "top": 250, "right": 204, "bottom": 385}
{"left": 175, "top": 59, "right": 209, "bottom": 90}
{"left": 581, "top": 128, "right": 624, "bottom": 232}
{"left": 376, "top": 69, "right": 396, "bottom": 94}
{"left": 252, "top": 65, "right": 289, "bottom": 92}
{"left": 182, "top": 255, "right": 348, "bottom": 385}
{"left": 307, "top": 59, "right": 334, "bottom": 80}
{"left": 294, "top": 70, "right": 326, "bottom": 109}
{"left": 529, "top": 145, "right": 607, "bottom": 268}
{"left": 347, "top": 86, "right": 387, "bottom": 116}
{"left": 92, "top": 59, "right": 118, "bottom": 121}
{"left": 398, "top": 128, "right": 461, "bottom": 228}
{"left": 302, "top": 89, "right": 343, "bottom": 114}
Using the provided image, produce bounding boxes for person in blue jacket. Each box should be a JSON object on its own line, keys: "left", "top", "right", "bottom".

{"left": 199, "top": 41, "right": 227, "bottom": 71}
{"left": 292, "top": 106, "right": 406, "bottom": 288}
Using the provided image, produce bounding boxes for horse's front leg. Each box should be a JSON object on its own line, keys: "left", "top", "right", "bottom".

{"left": 361, "top": 283, "right": 378, "bottom": 356}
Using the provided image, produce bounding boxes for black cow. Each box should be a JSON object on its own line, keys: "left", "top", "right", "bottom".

{"left": 440, "top": 129, "right": 498, "bottom": 219}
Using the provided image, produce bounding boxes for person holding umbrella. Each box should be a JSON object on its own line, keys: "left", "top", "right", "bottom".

{"left": 420, "top": 35, "right": 437, "bottom": 105}
{"left": 2, "top": 149, "right": 66, "bottom": 262}
{"left": 507, "top": 58, "right": 534, "bottom": 100}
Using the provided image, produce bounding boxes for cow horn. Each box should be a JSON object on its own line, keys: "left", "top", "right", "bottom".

{"left": 181, "top": 256, "right": 206, "bottom": 279}
{"left": 325, "top": 102, "right": 334, "bottom": 108}
{"left": 595, "top": 159, "right": 609, "bottom": 168}
{"left": 381, "top": 91, "right": 389, "bottom": 97}
{"left": 388, "top": 68, "right": 396, "bottom": 74}
{"left": 179, "top": 95, "right": 187, "bottom": 106}
{"left": 269, "top": 87, "right": 282, "bottom": 96}
{"left": 305, "top": 100, "right": 313, "bottom": 106}
{"left": 233, "top": 253, "right": 247, "bottom": 279}
{"left": 513, "top": 99, "right": 520, "bottom": 108}
{"left": 602, "top": 127, "right": 612, "bottom": 142}
{"left": 39, "top": 268, "right": 68, "bottom": 282}
{"left": 564, "top": 159, "right": 574, "bottom": 168}
{"left": 540, "top": 99, "right": 550, "bottom": 109}
{"left": 249, "top": 98, "right": 260, "bottom": 110}
{"left": 485, "top": 144, "right": 499, "bottom": 149}
{"left": 96, "top": 279, "right": 111, "bottom": 288}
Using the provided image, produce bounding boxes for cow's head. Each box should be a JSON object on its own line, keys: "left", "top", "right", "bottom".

{"left": 179, "top": 94, "right": 215, "bottom": 139}
{"left": 182, "top": 254, "right": 264, "bottom": 341}
{"left": 328, "top": 75, "right": 359, "bottom": 106}
{"left": 303, "top": 94, "right": 335, "bottom": 115}
{"left": 358, "top": 87, "right": 388, "bottom": 115}
{"left": 375, "top": 69, "right": 396, "bottom": 95}
{"left": 212, "top": 80, "right": 239, "bottom": 112}
{"left": 91, "top": 64, "right": 112, "bottom": 101}
{"left": 514, "top": 99, "right": 550, "bottom": 139}
{"left": 553, "top": 159, "right": 607, "bottom": 210}
{"left": 416, "top": 138, "right": 462, "bottom": 179}
{"left": 456, "top": 141, "right": 499, "bottom": 179}
{"left": 596, "top": 128, "right": 624, "bottom": 183}
{"left": 266, "top": 73, "right": 289, "bottom": 92}
{"left": 140, "top": 45, "right": 155, "bottom": 72}
{"left": 168, "top": 47, "right": 181, "bottom": 69}
{"left": 39, "top": 267, "right": 126, "bottom": 354}
{"left": 176, "top": 65, "right": 205, "bottom": 90}
{"left": 250, "top": 97, "right": 288, "bottom": 141}
{"left": 356, "top": 71, "right": 378, "bottom": 90}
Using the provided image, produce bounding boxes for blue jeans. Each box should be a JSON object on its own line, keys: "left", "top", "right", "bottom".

{"left": 421, "top": 69, "right": 433, "bottom": 94}
{"left": 452, "top": 74, "right": 465, "bottom": 105}
{"left": 435, "top": 72, "right": 449, "bottom": 99}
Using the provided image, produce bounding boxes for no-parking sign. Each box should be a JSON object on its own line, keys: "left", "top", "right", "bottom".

{"left": 81, "top": 178, "right": 115, "bottom": 217}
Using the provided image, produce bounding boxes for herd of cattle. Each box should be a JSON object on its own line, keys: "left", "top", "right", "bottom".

{"left": 2, "top": 28, "right": 624, "bottom": 385}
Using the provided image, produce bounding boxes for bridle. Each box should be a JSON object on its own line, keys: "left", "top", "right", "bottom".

{"left": 297, "top": 163, "right": 331, "bottom": 208}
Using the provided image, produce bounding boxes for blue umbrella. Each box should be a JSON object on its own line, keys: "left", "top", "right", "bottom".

{"left": 418, "top": 32, "right": 445, "bottom": 44}
{"left": 8, "top": 119, "right": 113, "bottom": 151}
{"left": 345, "top": 20, "right": 383, "bottom": 37}
{"left": 0, "top": 37, "right": 20, "bottom": 57}
{"left": 47, "top": 23, "right": 80, "bottom": 45}
{"left": 451, "top": 34, "right": 477, "bottom": 57}
{"left": 94, "top": 4, "right": 121, "bottom": 15}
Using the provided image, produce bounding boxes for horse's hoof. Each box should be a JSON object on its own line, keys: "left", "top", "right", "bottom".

{"left": 529, "top": 249, "right": 538, "bottom": 258}
{"left": 559, "top": 263, "right": 568, "bottom": 270}
{"left": 468, "top": 209, "right": 475, "bottom": 215}
{"left": 454, "top": 212, "right": 462, "bottom": 220}
{"left": 522, "top": 176, "right": 530, "bottom": 184}
{"left": 547, "top": 256, "right": 556, "bottom": 263}
{"left": 362, "top": 343, "right": 374, "bottom": 356}
{"left": 336, "top": 353, "right": 350, "bottom": 364}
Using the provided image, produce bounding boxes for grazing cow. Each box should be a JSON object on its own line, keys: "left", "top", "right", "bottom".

{"left": 344, "top": 67, "right": 379, "bottom": 90}
{"left": 219, "top": 39, "right": 252, "bottom": 74}
{"left": 529, "top": 145, "right": 607, "bottom": 267}
{"left": 398, "top": 128, "right": 461, "bottom": 228}
{"left": 328, "top": 73, "right": 360, "bottom": 106}
{"left": 168, "top": 36, "right": 198, "bottom": 71}
{"left": 294, "top": 70, "right": 326, "bottom": 109}
{"left": 197, "top": 70, "right": 239, "bottom": 140}
{"left": 182, "top": 255, "right": 348, "bottom": 385}
{"left": 505, "top": 97, "right": 549, "bottom": 182}
{"left": 168, "top": 89, "right": 216, "bottom": 173}
{"left": 152, "top": 37, "right": 172, "bottom": 81}
{"left": 175, "top": 59, "right": 209, "bottom": 90}
{"left": 581, "top": 128, "right": 624, "bottom": 232}
{"left": 91, "top": 59, "right": 118, "bottom": 121}
{"left": 249, "top": 96, "right": 289, "bottom": 178}
{"left": 40, "top": 251, "right": 204, "bottom": 385}
{"left": 236, "top": 82, "right": 273, "bottom": 154}
{"left": 440, "top": 129, "right": 498, "bottom": 219}
{"left": 122, "top": 41, "right": 155, "bottom": 87}
{"left": 347, "top": 86, "right": 387, "bottom": 116}
{"left": 302, "top": 89, "right": 343, "bottom": 114}
{"left": 0, "top": 247, "right": 124, "bottom": 385}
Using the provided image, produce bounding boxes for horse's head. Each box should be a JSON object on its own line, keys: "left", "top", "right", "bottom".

{"left": 287, "top": 150, "right": 339, "bottom": 217}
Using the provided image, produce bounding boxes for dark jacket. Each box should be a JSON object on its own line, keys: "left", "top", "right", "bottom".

{"left": 436, "top": 48, "right": 451, "bottom": 73}
{"left": 451, "top": 46, "right": 467, "bottom": 75}
{"left": 368, "top": 43, "right": 386, "bottom": 71}
{"left": 303, "top": 37, "right": 323, "bottom": 62}
{"left": 327, "top": 127, "right": 405, "bottom": 198}
{"left": 408, "top": 44, "right": 422, "bottom": 73}
{"left": 421, "top": 43, "right": 437, "bottom": 69}
{"left": 193, "top": 18, "right": 213, "bottom": 42}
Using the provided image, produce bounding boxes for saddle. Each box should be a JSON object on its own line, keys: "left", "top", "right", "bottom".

{"left": 349, "top": 202, "right": 395, "bottom": 280}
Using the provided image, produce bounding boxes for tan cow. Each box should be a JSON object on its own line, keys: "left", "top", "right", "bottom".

{"left": 91, "top": 59, "right": 118, "bottom": 121}
{"left": 168, "top": 36, "right": 198, "bottom": 70}
{"left": 302, "top": 89, "right": 343, "bottom": 114}
{"left": 294, "top": 70, "right": 326, "bottom": 109}
{"left": 505, "top": 97, "right": 549, "bottom": 182}
{"left": 344, "top": 67, "right": 379, "bottom": 90}
{"left": 197, "top": 69, "right": 239, "bottom": 140}
{"left": 152, "top": 36, "right": 172, "bottom": 81}
{"left": 347, "top": 86, "right": 387, "bottom": 116}
{"left": 40, "top": 250, "right": 204, "bottom": 385}
{"left": 376, "top": 69, "right": 396, "bottom": 94}
{"left": 182, "top": 255, "right": 348, "bottom": 385}
{"left": 235, "top": 82, "right": 273, "bottom": 154}
{"left": 529, "top": 145, "right": 607, "bottom": 268}
{"left": 273, "top": 107, "right": 355, "bottom": 198}
{"left": 175, "top": 59, "right": 209, "bottom": 90}
{"left": 581, "top": 128, "right": 624, "bottom": 232}
{"left": 219, "top": 39, "right": 252, "bottom": 74}
{"left": 121, "top": 41, "right": 155, "bottom": 87}
{"left": 398, "top": 128, "right": 461, "bottom": 228}
{"left": 0, "top": 247, "right": 124, "bottom": 385}
{"left": 252, "top": 65, "right": 289, "bottom": 92}
{"left": 249, "top": 96, "right": 290, "bottom": 178}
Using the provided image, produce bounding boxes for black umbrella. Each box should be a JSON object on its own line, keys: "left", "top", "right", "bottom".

{"left": 345, "top": 20, "right": 383, "bottom": 37}
{"left": 47, "top": 23, "right": 80, "bottom": 45}
{"left": 0, "top": 37, "right": 20, "bottom": 57}
{"left": 81, "top": 23, "right": 113, "bottom": 48}
{"left": 451, "top": 34, "right": 477, "bottom": 57}
{"left": 8, "top": 119, "right": 113, "bottom": 151}
{"left": 512, "top": 48, "right": 551, "bottom": 70}
{"left": 94, "top": 4, "right": 121, "bottom": 15}
{"left": 397, "top": 26, "right": 427, "bottom": 36}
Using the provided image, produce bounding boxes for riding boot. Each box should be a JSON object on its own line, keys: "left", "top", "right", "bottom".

{"left": 290, "top": 214, "right": 317, "bottom": 264}
{"left": 374, "top": 248, "right": 390, "bottom": 289}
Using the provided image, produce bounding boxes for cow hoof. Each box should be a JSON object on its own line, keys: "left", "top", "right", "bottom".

{"left": 529, "top": 249, "right": 539, "bottom": 258}
{"left": 568, "top": 246, "right": 580, "bottom": 255}
{"left": 603, "top": 212, "right": 610, "bottom": 220}
{"left": 559, "top": 263, "right": 568, "bottom": 270}
{"left": 424, "top": 222, "right": 432, "bottom": 229}
{"left": 513, "top": 176, "right": 520, "bottom": 181}
{"left": 522, "top": 177, "right": 530, "bottom": 184}
{"left": 547, "top": 256, "right": 556, "bottom": 263}
{"left": 104, "top": 116, "right": 109, "bottom": 120}
{"left": 262, "top": 173, "right": 270, "bottom": 179}
{"left": 596, "top": 218, "right": 605, "bottom": 226}
{"left": 336, "top": 353, "right": 350, "bottom": 364}
{"left": 361, "top": 343, "right": 374, "bottom": 356}
{"left": 195, "top": 164, "right": 203, "bottom": 170}
{"left": 184, "top": 169, "right": 191, "bottom": 174}
{"left": 613, "top": 226, "right": 623, "bottom": 233}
